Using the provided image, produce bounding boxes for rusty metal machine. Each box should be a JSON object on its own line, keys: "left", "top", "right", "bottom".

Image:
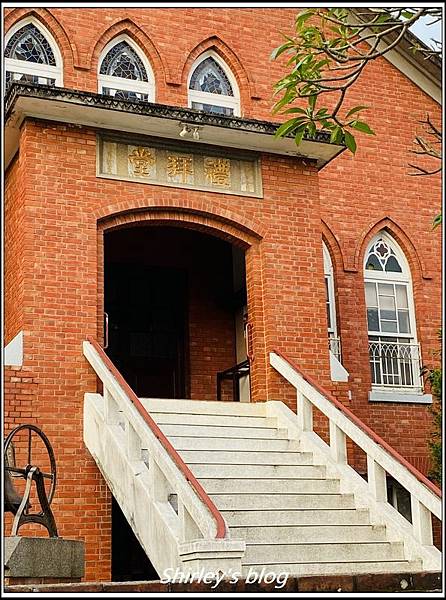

{"left": 4, "top": 424, "right": 58, "bottom": 537}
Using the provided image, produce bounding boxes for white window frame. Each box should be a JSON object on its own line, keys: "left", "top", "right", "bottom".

{"left": 188, "top": 51, "right": 240, "bottom": 117}
{"left": 323, "top": 243, "right": 348, "bottom": 382}
{"left": 323, "top": 242, "right": 337, "bottom": 340}
{"left": 5, "top": 17, "right": 63, "bottom": 87}
{"left": 364, "top": 233, "right": 417, "bottom": 344}
{"left": 97, "top": 35, "right": 155, "bottom": 102}
{"left": 364, "top": 232, "right": 426, "bottom": 400}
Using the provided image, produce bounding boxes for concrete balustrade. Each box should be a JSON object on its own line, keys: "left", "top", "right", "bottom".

{"left": 269, "top": 351, "right": 441, "bottom": 572}
{"left": 83, "top": 340, "right": 245, "bottom": 576}
{"left": 80, "top": 339, "right": 440, "bottom": 577}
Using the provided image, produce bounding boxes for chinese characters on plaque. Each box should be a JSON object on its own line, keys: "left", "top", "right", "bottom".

{"left": 204, "top": 157, "right": 231, "bottom": 187}
{"left": 98, "top": 137, "right": 261, "bottom": 197}
{"left": 166, "top": 154, "right": 194, "bottom": 184}
{"left": 128, "top": 146, "right": 156, "bottom": 178}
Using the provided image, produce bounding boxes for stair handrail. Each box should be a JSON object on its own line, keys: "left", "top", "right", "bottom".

{"left": 271, "top": 347, "right": 441, "bottom": 553}
{"left": 271, "top": 348, "right": 441, "bottom": 500}
{"left": 84, "top": 336, "right": 227, "bottom": 539}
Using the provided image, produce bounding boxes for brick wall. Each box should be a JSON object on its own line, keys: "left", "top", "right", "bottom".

{"left": 4, "top": 157, "right": 25, "bottom": 343}
{"left": 4, "top": 117, "right": 323, "bottom": 580}
{"left": 4, "top": 7, "right": 441, "bottom": 582}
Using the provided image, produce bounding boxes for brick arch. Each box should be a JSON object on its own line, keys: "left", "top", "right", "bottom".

{"left": 4, "top": 7, "right": 78, "bottom": 69}
{"left": 178, "top": 35, "right": 259, "bottom": 104}
{"left": 86, "top": 18, "right": 170, "bottom": 84}
{"left": 354, "top": 216, "right": 432, "bottom": 281}
{"left": 96, "top": 200, "right": 265, "bottom": 248}
{"left": 321, "top": 219, "right": 346, "bottom": 273}
{"left": 95, "top": 204, "right": 268, "bottom": 399}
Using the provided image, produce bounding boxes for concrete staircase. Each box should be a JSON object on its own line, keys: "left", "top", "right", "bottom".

{"left": 142, "top": 398, "right": 423, "bottom": 576}
{"left": 83, "top": 340, "right": 441, "bottom": 580}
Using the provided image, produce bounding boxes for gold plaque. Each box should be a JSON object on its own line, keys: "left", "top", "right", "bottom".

{"left": 128, "top": 146, "right": 156, "bottom": 177}
{"left": 204, "top": 157, "right": 231, "bottom": 187}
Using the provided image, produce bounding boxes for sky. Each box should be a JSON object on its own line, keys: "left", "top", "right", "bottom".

{"left": 409, "top": 14, "right": 442, "bottom": 49}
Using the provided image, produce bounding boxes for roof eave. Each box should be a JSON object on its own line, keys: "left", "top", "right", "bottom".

{"left": 4, "top": 83, "right": 345, "bottom": 171}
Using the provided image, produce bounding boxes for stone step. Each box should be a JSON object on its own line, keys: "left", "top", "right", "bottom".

{"left": 199, "top": 478, "right": 340, "bottom": 494}
{"left": 241, "top": 559, "right": 423, "bottom": 578}
{"left": 151, "top": 413, "right": 277, "bottom": 428}
{"left": 159, "top": 423, "right": 288, "bottom": 439}
{"left": 179, "top": 450, "right": 313, "bottom": 465}
{"left": 222, "top": 508, "right": 371, "bottom": 527}
{"left": 243, "top": 541, "right": 405, "bottom": 564}
{"left": 190, "top": 464, "right": 327, "bottom": 479}
{"left": 229, "top": 524, "right": 387, "bottom": 544}
{"left": 211, "top": 493, "right": 355, "bottom": 510}
{"left": 168, "top": 437, "right": 299, "bottom": 452}
{"left": 142, "top": 398, "right": 266, "bottom": 417}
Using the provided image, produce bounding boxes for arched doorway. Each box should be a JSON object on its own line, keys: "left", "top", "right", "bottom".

{"left": 103, "top": 225, "right": 249, "bottom": 401}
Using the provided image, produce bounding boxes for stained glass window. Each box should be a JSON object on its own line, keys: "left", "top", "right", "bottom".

{"left": 102, "top": 87, "right": 149, "bottom": 102}
{"left": 100, "top": 41, "right": 148, "bottom": 82}
{"left": 191, "top": 102, "right": 234, "bottom": 116}
{"left": 5, "top": 20, "right": 62, "bottom": 91}
{"left": 189, "top": 57, "right": 233, "bottom": 96}
{"left": 6, "top": 71, "right": 55, "bottom": 86}
{"left": 98, "top": 38, "right": 153, "bottom": 102}
{"left": 188, "top": 54, "right": 239, "bottom": 117}
{"left": 5, "top": 23, "right": 56, "bottom": 65}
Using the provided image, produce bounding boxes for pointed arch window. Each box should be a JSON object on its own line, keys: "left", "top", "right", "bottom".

{"left": 5, "top": 19, "right": 63, "bottom": 88}
{"left": 364, "top": 233, "right": 422, "bottom": 392}
{"left": 98, "top": 36, "right": 154, "bottom": 102}
{"left": 188, "top": 52, "right": 240, "bottom": 116}
{"left": 323, "top": 243, "right": 341, "bottom": 361}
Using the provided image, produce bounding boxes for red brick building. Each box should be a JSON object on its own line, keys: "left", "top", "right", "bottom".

{"left": 3, "top": 7, "right": 441, "bottom": 582}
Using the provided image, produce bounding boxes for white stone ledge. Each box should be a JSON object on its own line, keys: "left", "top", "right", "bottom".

{"left": 368, "top": 390, "right": 432, "bottom": 404}
{"left": 4, "top": 331, "right": 23, "bottom": 367}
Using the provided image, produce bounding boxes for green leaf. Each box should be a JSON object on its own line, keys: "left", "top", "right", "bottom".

{"left": 295, "top": 10, "right": 314, "bottom": 30}
{"left": 272, "top": 90, "right": 296, "bottom": 114}
{"left": 350, "top": 120, "right": 375, "bottom": 135}
{"left": 320, "top": 119, "right": 335, "bottom": 129}
{"left": 401, "top": 10, "right": 415, "bottom": 19}
{"left": 344, "top": 130, "right": 357, "bottom": 154}
{"left": 307, "top": 121, "right": 317, "bottom": 137}
{"left": 433, "top": 214, "right": 442, "bottom": 229}
{"left": 308, "top": 94, "right": 317, "bottom": 111}
{"left": 274, "top": 119, "right": 300, "bottom": 138}
{"left": 375, "top": 11, "right": 392, "bottom": 24}
{"left": 270, "top": 41, "right": 293, "bottom": 61}
{"left": 294, "top": 124, "right": 307, "bottom": 146}
{"left": 330, "top": 125, "right": 343, "bottom": 144}
{"left": 345, "top": 105, "right": 369, "bottom": 118}
{"left": 281, "top": 107, "right": 307, "bottom": 115}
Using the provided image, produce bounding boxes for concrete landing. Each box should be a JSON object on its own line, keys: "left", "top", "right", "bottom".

{"left": 4, "top": 572, "right": 442, "bottom": 594}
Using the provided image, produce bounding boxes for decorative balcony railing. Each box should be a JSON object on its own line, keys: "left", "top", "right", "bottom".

{"left": 328, "top": 335, "right": 342, "bottom": 363}
{"left": 368, "top": 340, "right": 423, "bottom": 391}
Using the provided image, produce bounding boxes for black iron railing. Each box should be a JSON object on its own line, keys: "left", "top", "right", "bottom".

{"left": 216, "top": 359, "right": 250, "bottom": 402}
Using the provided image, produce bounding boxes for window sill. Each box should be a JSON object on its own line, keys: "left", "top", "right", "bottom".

{"left": 369, "top": 389, "right": 432, "bottom": 404}
{"left": 329, "top": 350, "right": 349, "bottom": 382}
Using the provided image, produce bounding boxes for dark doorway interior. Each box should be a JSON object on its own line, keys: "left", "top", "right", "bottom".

{"left": 105, "top": 225, "right": 248, "bottom": 580}
{"left": 104, "top": 225, "right": 245, "bottom": 401}
{"left": 105, "top": 261, "right": 187, "bottom": 398}
{"left": 111, "top": 496, "right": 158, "bottom": 582}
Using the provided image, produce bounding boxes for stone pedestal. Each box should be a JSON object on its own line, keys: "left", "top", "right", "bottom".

{"left": 4, "top": 537, "right": 85, "bottom": 586}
